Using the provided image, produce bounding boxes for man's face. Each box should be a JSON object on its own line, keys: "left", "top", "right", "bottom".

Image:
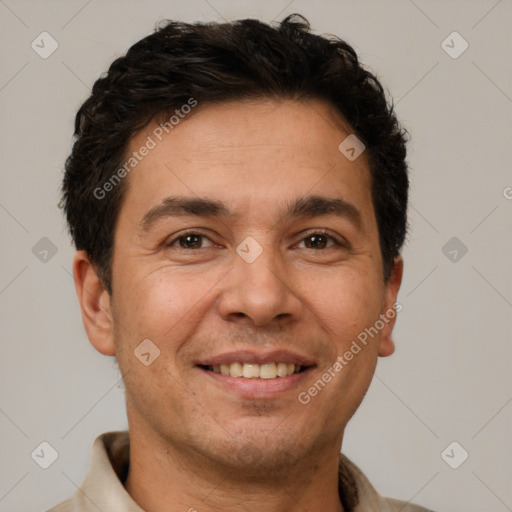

{"left": 93, "top": 98, "right": 401, "bottom": 473}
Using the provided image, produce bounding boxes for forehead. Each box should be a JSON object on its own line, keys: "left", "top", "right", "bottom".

{"left": 119, "top": 98, "right": 374, "bottom": 228}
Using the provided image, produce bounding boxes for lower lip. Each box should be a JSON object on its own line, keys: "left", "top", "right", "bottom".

{"left": 197, "top": 367, "right": 314, "bottom": 399}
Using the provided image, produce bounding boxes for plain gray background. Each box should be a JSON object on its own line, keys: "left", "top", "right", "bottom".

{"left": 1, "top": 1, "right": 511, "bottom": 511}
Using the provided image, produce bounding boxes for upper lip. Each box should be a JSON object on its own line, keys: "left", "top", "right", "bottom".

{"left": 196, "top": 349, "right": 316, "bottom": 367}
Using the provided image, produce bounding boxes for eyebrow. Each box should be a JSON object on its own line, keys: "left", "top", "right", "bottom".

{"left": 139, "top": 194, "right": 363, "bottom": 233}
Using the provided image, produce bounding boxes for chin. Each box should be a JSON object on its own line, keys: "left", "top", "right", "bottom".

{"left": 197, "top": 426, "right": 314, "bottom": 478}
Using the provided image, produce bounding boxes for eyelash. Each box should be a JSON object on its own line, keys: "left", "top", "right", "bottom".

{"left": 165, "top": 229, "right": 348, "bottom": 250}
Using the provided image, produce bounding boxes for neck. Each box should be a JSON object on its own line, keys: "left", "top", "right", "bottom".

{"left": 123, "top": 425, "right": 346, "bottom": 512}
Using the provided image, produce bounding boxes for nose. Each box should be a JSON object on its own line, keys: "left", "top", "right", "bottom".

{"left": 216, "top": 242, "right": 304, "bottom": 327}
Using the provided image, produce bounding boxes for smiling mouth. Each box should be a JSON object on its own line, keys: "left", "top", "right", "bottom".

{"left": 199, "top": 362, "right": 309, "bottom": 379}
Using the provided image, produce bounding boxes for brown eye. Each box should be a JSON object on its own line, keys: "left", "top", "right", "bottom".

{"left": 303, "top": 234, "right": 330, "bottom": 249}
{"left": 166, "top": 232, "right": 214, "bottom": 249}
{"left": 178, "top": 234, "right": 203, "bottom": 248}
{"left": 297, "top": 232, "right": 343, "bottom": 250}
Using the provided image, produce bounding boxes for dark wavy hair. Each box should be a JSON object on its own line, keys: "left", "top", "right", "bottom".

{"left": 60, "top": 13, "right": 409, "bottom": 295}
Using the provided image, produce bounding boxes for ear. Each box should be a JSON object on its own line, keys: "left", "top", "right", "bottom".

{"left": 72, "top": 250, "right": 116, "bottom": 356}
{"left": 377, "top": 256, "right": 403, "bottom": 357}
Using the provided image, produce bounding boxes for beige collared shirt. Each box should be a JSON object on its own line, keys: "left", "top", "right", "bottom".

{"left": 47, "top": 431, "right": 435, "bottom": 512}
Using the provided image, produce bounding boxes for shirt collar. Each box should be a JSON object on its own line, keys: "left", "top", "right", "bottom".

{"left": 67, "top": 430, "right": 392, "bottom": 512}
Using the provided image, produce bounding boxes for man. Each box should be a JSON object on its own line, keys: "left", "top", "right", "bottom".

{"left": 51, "top": 13, "right": 435, "bottom": 512}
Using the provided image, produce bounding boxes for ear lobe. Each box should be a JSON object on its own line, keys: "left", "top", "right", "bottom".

{"left": 72, "top": 250, "right": 116, "bottom": 356}
{"left": 377, "top": 256, "right": 404, "bottom": 358}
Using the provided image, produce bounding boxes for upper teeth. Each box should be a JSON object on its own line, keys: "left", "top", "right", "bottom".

{"left": 209, "top": 362, "right": 301, "bottom": 379}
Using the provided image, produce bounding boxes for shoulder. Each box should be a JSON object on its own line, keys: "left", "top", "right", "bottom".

{"left": 45, "top": 498, "right": 73, "bottom": 512}
{"left": 339, "top": 452, "right": 438, "bottom": 512}
{"left": 384, "top": 496, "right": 438, "bottom": 511}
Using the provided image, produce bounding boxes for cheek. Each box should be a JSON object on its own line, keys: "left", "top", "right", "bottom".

{"left": 306, "top": 268, "right": 384, "bottom": 345}
{"left": 112, "top": 266, "right": 222, "bottom": 354}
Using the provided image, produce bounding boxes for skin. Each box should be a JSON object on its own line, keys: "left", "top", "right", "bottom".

{"left": 73, "top": 97, "right": 403, "bottom": 512}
